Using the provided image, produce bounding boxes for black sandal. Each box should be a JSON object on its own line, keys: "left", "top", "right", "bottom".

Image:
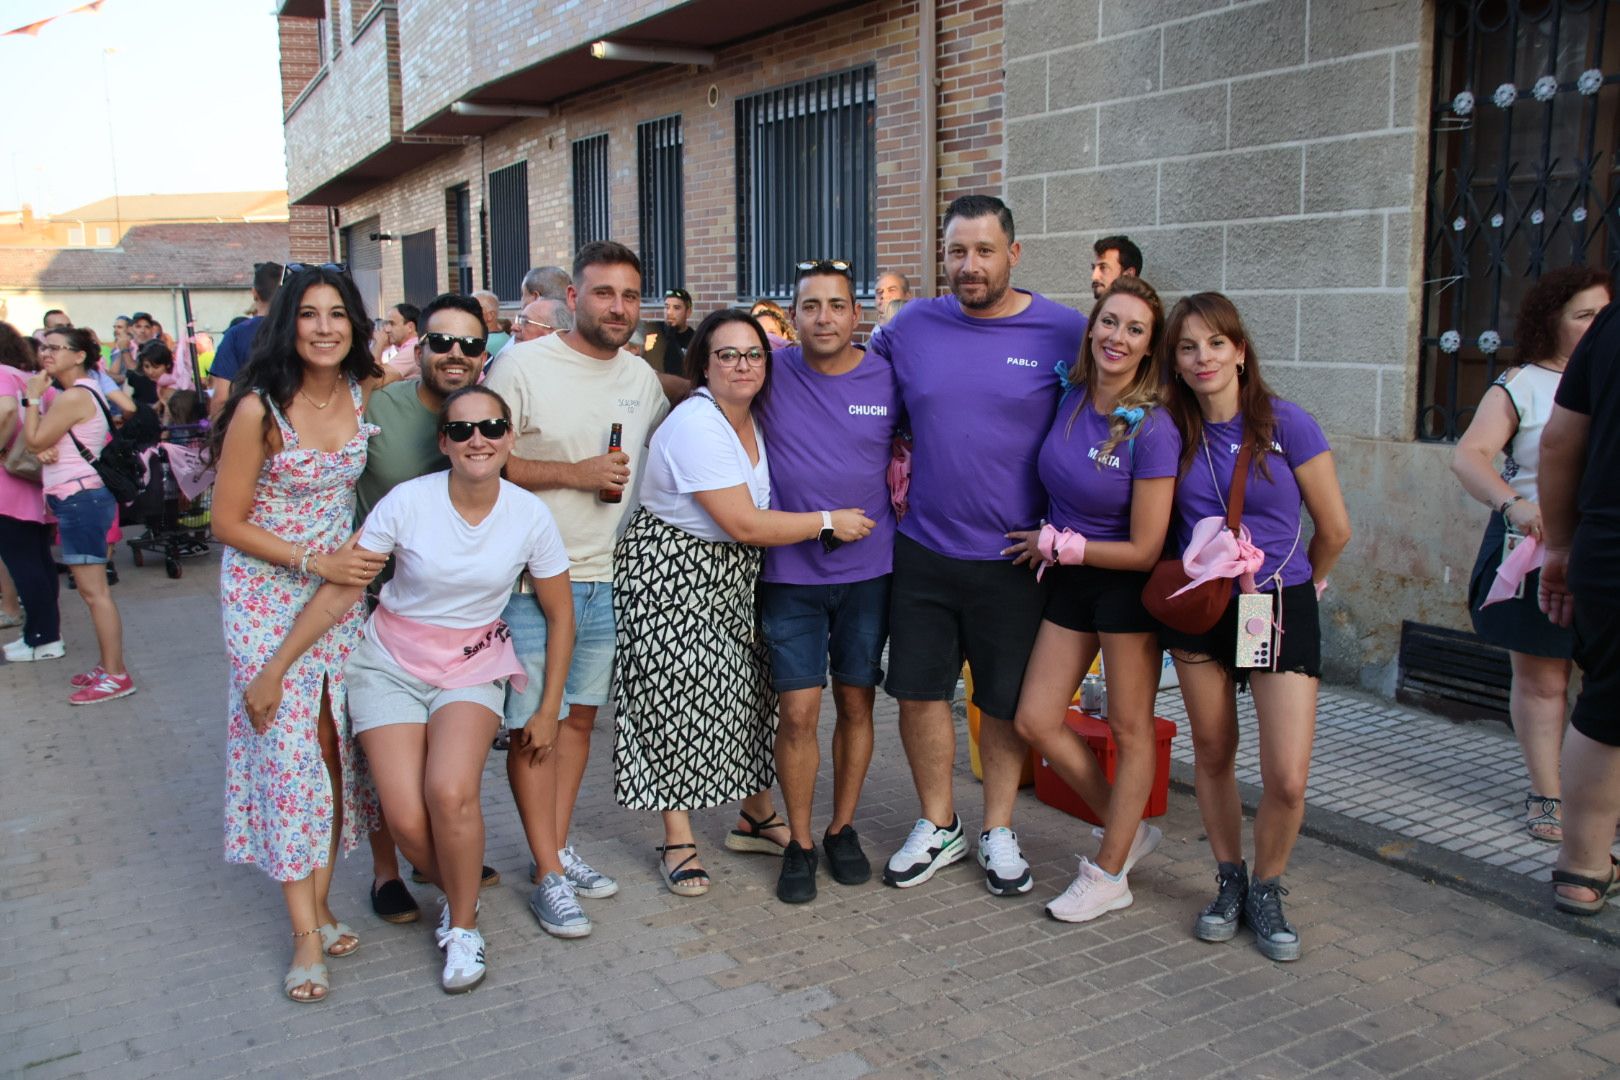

{"left": 1525, "top": 794, "right": 1562, "bottom": 843}
{"left": 656, "top": 843, "right": 710, "bottom": 897}
{"left": 724, "top": 810, "right": 788, "bottom": 856}
{"left": 1551, "top": 856, "right": 1620, "bottom": 916}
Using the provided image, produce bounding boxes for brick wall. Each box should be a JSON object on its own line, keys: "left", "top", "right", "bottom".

{"left": 282, "top": 7, "right": 400, "bottom": 201}
{"left": 1004, "top": 0, "right": 1425, "bottom": 443}
{"left": 287, "top": 205, "right": 332, "bottom": 264}
{"left": 303, "top": 1, "right": 1000, "bottom": 319}
{"left": 278, "top": 17, "right": 322, "bottom": 112}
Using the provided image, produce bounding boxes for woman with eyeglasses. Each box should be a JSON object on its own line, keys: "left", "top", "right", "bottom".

{"left": 211, "top": 265, "right": 391, "bottom": 1004}
{"left": 17, "top": 326, "right": 135, "bottom": 700}
{"left": 613, "top": 309, "right": 873, "bottom": 896}
{"left": 247, "top": 385, "right": 574, "bottom": 994}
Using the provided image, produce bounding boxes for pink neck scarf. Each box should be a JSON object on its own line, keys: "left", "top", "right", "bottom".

{"left": 1169, "top": 516, "right": 1265, "bottom": 598}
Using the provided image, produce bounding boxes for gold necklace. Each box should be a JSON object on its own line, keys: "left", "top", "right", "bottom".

{"left": 299, "top": 383, "right": 340, "bottom": 410}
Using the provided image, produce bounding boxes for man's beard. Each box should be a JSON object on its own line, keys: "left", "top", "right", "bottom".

{"left": 579, "top": 315, "right": 632, "bottom": 352}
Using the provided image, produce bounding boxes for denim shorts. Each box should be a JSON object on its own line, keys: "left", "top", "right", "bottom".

{"left": 47, "top": 485, "right": 116, "bottom": 564}
{"left": 501, "top": 580, "right": 615, "bottom": 729}
{"left": 760, "top": 575, "right": 889, "bottom": 692}
{"left": 345, "top": 635, "right": 507, "bottom": 735}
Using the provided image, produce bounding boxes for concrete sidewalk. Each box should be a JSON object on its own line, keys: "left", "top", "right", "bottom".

{"left": 3, "top": 552, "right": 1619, "bottom": 1079}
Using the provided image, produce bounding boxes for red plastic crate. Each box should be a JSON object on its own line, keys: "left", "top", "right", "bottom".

{"left": 1033, "top": 707, "right": 1178, "bottom": 826}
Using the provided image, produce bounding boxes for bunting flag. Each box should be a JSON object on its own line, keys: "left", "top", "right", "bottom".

{"left": 4, "top": 0, "right": 106, "bottom": 38}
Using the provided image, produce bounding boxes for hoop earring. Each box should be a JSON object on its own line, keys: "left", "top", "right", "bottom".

{"left": 1237, "top": 363, "right": 1246, "bottom": 374}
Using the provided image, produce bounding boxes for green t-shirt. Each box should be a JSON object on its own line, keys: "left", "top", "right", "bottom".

{"left": 355, "top": 379, "right": 447, "bottom": 526}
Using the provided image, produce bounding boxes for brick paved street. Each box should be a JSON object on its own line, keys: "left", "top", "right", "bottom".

{"left": 5, "top": 553, "right": 1620, "bottom": 1079}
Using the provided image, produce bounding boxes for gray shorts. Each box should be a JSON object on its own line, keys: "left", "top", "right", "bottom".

{"left": 345, "top": 635, "right": 507, "bottom": 735}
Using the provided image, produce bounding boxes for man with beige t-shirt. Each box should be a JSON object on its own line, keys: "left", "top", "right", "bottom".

{"left": 484, "top": 241, "right": 671, "bottom": 937}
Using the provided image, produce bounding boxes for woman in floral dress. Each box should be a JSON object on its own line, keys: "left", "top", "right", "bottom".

{"left": 211, "top": 266, "right": 390, "bottom": 1003}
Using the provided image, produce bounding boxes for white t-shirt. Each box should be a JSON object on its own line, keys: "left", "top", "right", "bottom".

{"left": 641, "top": 389, "right": 771, "bottom": 542}
{"left": 1498, "top": 364, "right": 1561, "bottom": 502}
{"left": 484, "top": 332, "right": 670, "bottom": 581}
{"left": 359, "top": 472, "right": 570, "bottom": 628}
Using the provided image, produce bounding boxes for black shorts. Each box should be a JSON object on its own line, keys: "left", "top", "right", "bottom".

{"left": 1042, "top": 565, "right": 1157, "bottom": 634}
{"left": 1157, "top": 582, "right": 1321, "bottom": 691}
{"left": 1572, "top": 594, "right": 1620, "bottom": 747}
{"left": 885, "top": 533, "right": 1046, "bottom": 721}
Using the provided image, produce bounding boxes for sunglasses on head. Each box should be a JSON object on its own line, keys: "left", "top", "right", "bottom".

{"left": 281, "top": 261, "right": 348, "bottom": 284}
{"left": 424, "top": 332, "right": 487, "bottom": 355}
{"left": 440, "top": 418, "right": 512, "bottom": 442}
{"left": 795, "top": 259, "right": 852, "bottom": 275}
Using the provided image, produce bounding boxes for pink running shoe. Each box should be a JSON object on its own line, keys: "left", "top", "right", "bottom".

{"left": 71, "top": 665, "right": 107, "bottom": 688}
{"left": 69, "top": 671, "right": 136, "bottom": 706}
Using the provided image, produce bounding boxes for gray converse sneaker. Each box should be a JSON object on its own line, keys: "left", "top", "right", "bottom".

{"left": 1244, "top": 875, "right": 1300, "bottom": 962}
{"left": 530, "top": 871, "right": 592, "bottom": 938}
{"left": 1194, "top": 861, "right": 1247, "bottom": 943}
{"left": 561, "top": 845, "right": 620, "bottom": 898}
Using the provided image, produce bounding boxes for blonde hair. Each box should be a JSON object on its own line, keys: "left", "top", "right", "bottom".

{"left": 1062, "top": 275, "right": 1166, "bottom": 466}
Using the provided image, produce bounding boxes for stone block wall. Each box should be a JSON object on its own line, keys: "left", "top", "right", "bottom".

{"left": 1005, "top": 0, "right": 1426, "bottom": 443}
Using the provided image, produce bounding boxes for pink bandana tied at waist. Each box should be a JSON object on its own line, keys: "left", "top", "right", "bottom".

{"left": 366, "top": 604, "right": 527, "bottom": 692}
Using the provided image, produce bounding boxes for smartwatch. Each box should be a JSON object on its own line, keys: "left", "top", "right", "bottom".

{"left": 818, "top": 510, "right": 843, "bottom": 553}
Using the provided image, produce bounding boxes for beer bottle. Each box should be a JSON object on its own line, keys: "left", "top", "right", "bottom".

{"left": 600, "top": 422, "right": 625, "bottom": 503}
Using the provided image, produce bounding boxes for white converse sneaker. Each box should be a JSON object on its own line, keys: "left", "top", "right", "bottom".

{"left": 1045, "top": 857, "right": 1133, "bottom": 923}
{"left": 440, "top": 927, "right": 486, "bottom": 993}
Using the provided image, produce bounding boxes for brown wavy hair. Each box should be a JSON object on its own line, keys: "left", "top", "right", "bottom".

{"left": 1162, "top": 292, "right": 1279, "bottom": 479}
{"left": 1514, "top": 265, "right": 1612, "bottom": 364}
{"left": 0, "top": 320, "right": 38, "bottom": 372}
{"left": 1061, "top": 275, "right": 1167, "bottom": 466}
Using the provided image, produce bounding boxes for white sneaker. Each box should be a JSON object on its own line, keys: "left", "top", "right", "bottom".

{"left": 440, "top": 927, "right": 486, "bottom": 993}
{"left": 882, "top": 816, "right": 967, "bottom": 888}
{"left": 1046, "top": 857, "right": 1133, "bottom": 923}
{"left": 4, "top": 638, "right": 64, "bottom": 662}
{"left": 977, "top": 827, "right": 1034, "bottom": 896}
{"left": 436, "top": 896, "right": 480, "bottom": 949}
{"left": 1090, "top": 822, "right": 1162, "bottom": 875}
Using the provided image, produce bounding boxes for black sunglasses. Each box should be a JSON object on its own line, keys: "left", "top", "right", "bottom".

{"left": 795, "top": 259, "right": 852, "bottom": 275}
{"left": 424, "top": 332, "right": 487, "bottom": 355}
{"left": 441, "top": 418, "right": 512, "bottom": 442}
{"left": 281, "top": 261, "right": 348, "bottom": 284}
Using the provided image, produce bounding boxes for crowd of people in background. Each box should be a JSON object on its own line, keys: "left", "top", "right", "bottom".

{"left": 2, "top": 190, "right": 1616, "bottom": 1006}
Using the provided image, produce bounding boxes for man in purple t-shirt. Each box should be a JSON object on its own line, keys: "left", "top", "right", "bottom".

{"left": 871, "top": 195, "right": 1088, "bottom": 896}
{"left": 755, "top": 262, "right": 898, "bottom": 904}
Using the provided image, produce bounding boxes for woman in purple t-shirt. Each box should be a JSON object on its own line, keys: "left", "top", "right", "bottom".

{"left": 1159, "top": 292, "right": 1351, "bottom": 964}
{"left": 1005, "top": 276, "right": 1180, "bottom": 924}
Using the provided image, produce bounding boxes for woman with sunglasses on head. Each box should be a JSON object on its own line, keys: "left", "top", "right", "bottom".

{"left": 614, "top": 309, "right": 873, "bottom": 896}
{"left": 210, "top": 265, "right": 391, "bottom": 1003}
{"left": 247, "top": 385, "right": 574, "bottom": 994}
{"left": 17, "top": 326, "right": 135, "bottom": 701}
{"left": 1004, "top": 276, "right": 1179, "bottom": 922}
{"left": 1158, "top": 293, "right": 1351, "bottom": 962}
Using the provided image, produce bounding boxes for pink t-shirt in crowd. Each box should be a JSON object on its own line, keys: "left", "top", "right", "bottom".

{"left": 40, "top": 378, "right": 108, "bottom": 499}
{"left": 0, "top": 364, "right": 46, "bottom": 524}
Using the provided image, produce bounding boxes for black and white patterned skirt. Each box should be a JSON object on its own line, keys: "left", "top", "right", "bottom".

{"left": 611, "top": 508, "right": 778, "bottom": 811}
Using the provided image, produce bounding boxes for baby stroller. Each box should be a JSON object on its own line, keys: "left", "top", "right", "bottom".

{"left": 126, "top": 420, "right": 213, "bottom": 579}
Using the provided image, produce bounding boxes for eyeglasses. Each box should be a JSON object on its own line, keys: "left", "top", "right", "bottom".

{"left": 795, "top": 259, "right": 852, "bottom": 275}
{"left": 37, "top": 343, "right": 83, "bottom": 355}
{"left": 441, "top": 418, "right": 512, "bottom": 442}
{"left": 280, "top": 262, "right": 348, "bottom": 284}
{"left": 711, "top": 347, "right": 767, "bottom": 367}
{"left": 514, "top": 316, "right": 554, "bottom": 332}
{"left": 424, "top": 332, "right": 488, "bottom": 355}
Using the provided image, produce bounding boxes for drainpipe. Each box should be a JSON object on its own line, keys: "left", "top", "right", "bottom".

{"left": 919, "top": 0, "right": 937, "bottom": 295}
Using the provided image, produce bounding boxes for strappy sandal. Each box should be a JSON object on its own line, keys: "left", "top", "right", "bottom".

{"left": 724, "top": 810, "right": 789, "bottom": 855}
{"left": 1525, "top": 794, "right": 1563, "bottom": 843}
{"left": 317, "top": 921, "right": 360, "bottom": 958}
{"left": 1551, "top": 856, "right": 1620, "bottom": 916}
{"left": 656, "top": 843, "right": 710, "bottom": 897}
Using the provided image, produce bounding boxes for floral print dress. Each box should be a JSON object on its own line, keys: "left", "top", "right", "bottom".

{"left": 222, "top": 381, "right": 380, "bottom": 881}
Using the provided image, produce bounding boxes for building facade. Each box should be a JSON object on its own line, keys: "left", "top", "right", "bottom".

{"left": 280, "top": 0, "right": 1620, "bottom": 701}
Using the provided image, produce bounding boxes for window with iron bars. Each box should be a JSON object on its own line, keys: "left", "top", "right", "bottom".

{"left": 1418, "top": 0, "right": 1619, "bottom": 441}
{"left": 573, "top": 133, "right": 611, "bottom": 251}
{"left": 401, "top": 228, "right": 437, "bottom": 310}
{"left": 638, "top": 116, "right": 685, "bottom": 298}
{"left": 735, "top": 66, "right": 876, "bottom": 303}
{"left": 487, "top": 161, "right": 529, "bottom": 304}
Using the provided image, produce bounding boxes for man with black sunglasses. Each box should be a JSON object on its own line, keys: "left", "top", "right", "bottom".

{"left": 641, "top": 287, "right": 695, "bottom": 377}
{"left": 207, "top": 261, "right": 282, "bottom": 418}
{"left": 354, "top": 292, "right": 496, "bottom": 926}
{"left": 485, "top": 240, "right": 672, "bottom": 934}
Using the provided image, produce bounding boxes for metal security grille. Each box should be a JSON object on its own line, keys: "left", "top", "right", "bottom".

{"left": 573, "top": 134, "right": 611, "bottom": 250}
{"left": 401, "top": 228, "right": 437, "bottom": 309}
{"left": 447, "top": 184, "right": 473, "bottom": 296}
{"left": 487, "top": 161, "right": 529, "bottom": 303}
{"left": 735, "top": 66, "right": 876, "bottom": 302}
{"left": 1418, "top": 0, "right": 1620, "bottom": 441}
{"left": 342, "top": 216, "right": 382, "bottom": 324}
{"left": 638, "top": 116, "right": 685, "bottom": 297}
